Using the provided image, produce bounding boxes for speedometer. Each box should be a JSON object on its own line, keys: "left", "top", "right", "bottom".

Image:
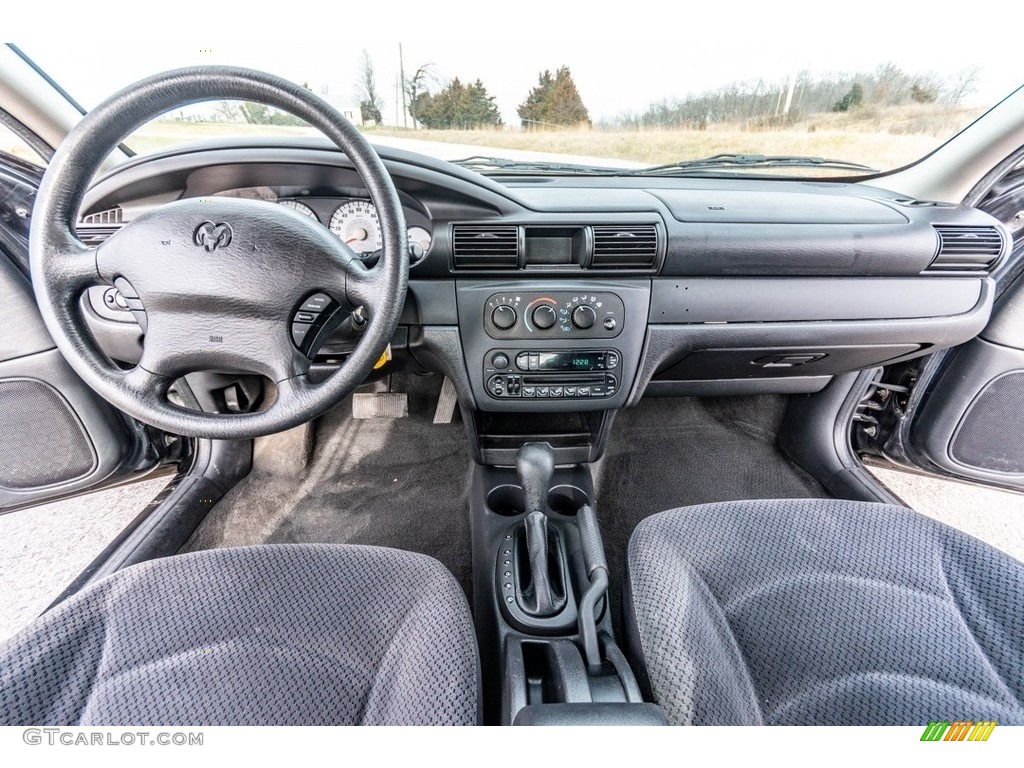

{"left": 329, "top": 200, "right": 381, "bottom": 254}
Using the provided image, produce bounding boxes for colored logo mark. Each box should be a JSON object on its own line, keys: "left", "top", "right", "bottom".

{"left": 920, "top": 720, "right": 997, "bottom": 742}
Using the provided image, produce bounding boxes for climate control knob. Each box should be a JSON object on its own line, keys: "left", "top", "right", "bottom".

{"left": 491, "top": 304, "right": 517, "bottom": 330}
{"left": 571, "top": 304, "right": 597, "bottom": 329}
{"left": 532, "top": 304, "right": 557, "bottom": 330}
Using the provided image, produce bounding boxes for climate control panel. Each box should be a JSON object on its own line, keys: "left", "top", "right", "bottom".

{"left": 484, "top": 291, "right": 625, "bottom": 339}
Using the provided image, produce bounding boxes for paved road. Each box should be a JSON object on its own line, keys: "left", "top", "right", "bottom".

{"left": 0, "top": 469, "right": 1020, "bottom": 641}
{"left": 0, "top": 477, "right": 169, "bottom": 641}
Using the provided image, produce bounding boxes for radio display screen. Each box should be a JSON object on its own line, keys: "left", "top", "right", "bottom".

{"left": 539, "top": 352, "right": 603, "bottom": 371}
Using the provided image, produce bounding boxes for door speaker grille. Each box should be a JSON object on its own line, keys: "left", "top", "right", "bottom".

{"left": 950, "top": 371, "right": 1024, "bottom": 474}
{"left": 0, "top": 379, "right": 96, "bottom": 490}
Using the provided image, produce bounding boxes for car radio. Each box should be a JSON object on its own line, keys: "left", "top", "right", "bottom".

{"left": 484, "top": 348, "right": 620, "bottom": 399}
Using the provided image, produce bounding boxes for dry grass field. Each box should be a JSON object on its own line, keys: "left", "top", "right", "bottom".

{"left": 2, "top": 103, "right": 983, "bottom": 174}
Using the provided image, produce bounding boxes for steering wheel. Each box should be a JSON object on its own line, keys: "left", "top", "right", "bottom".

{"left": 30, "top": 66, "right": 408, "bottom": 439}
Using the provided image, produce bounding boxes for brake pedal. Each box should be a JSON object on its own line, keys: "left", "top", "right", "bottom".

{"left": 352, "top": 376, "right": 408, "bottom": 419}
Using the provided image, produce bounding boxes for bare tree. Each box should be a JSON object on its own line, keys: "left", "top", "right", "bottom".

{"left": 404, "top": 63, "right": 436, "bottom": 129}
{"left": 356, "top": 49, "right": 384, "bottom": 125}
{"left": 947, "top": 66, "right": 981, "bottom": 106}
{"left": 212, "top": 100, "right": 242, "bottom": 123}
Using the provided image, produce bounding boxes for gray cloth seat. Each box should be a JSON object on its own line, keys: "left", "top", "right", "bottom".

{"left": 0, "top": 544, "right": 478, "bottom": 725}
{"left": 626, "top": 498, "right": 1024, "bottom": 726}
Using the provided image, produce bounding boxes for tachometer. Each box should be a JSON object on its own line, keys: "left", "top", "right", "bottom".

{"left": 278, "top": 199, "right": 318, "bottom": 219}
{"left": 329, "top": 200, "right": 381, "bottom": 254}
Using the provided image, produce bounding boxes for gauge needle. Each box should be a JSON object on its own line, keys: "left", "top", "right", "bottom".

{"left": 346, "top": 227, "right": 368, "bottom": 244}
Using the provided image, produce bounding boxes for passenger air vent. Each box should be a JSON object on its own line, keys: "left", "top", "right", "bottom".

{"left": 452, "top": 225, "right": 519, "bottom": 268}
{"left": 76, "top": 223, "right": 123, "bottom": 246}
{"left": 590, "top": 225, "right": 659, "bottom": 269}
{"left": 928, "top": 225, "right": 1003, "bottom": 273}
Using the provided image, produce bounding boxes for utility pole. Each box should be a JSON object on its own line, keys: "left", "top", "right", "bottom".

{"left": 782, "top": 74, "right": 796, "bottom": 117}
{"left": 399, "top": 43, "right": 408, "bottom": 129}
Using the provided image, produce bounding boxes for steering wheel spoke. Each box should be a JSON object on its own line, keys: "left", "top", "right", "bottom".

{"left": 120, "top": 364, "right": 172, "bottom": 402}
{"left": 49, "top": 236, "right": 102, "bottom": 296}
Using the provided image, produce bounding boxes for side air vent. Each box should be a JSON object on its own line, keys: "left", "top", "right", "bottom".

{"left": 452, "top": 225, "right": 519, "bottom": 268}
{"left": 927, "top": 225, "right": 1003, "bottom": 273}
{"left": 590, "top": 225, "right": 659, "bottom": 269}
{"left": 76, "top": 224, "right": 123, "bottom": 246}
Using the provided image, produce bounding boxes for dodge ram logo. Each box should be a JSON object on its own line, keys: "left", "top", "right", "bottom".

{"left": 193, "top": 221, "right": 233, "bottom": 252}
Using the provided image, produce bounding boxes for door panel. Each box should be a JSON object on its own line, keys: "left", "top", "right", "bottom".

{"left": 0, "top": 159, "right": 145, "bottom": 512}
{"left": 911, "top": 336, "right": 1024, "bottom": 488}
{"left": 902, "top": 170, "right": 1024, "bottom": 492}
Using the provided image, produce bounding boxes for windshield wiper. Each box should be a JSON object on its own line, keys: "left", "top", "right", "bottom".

{"left": 632, "top": 153, "right": 878, "bottom": 176}
{"left": 451, "top": 155, "right": 625, "bottom": 175}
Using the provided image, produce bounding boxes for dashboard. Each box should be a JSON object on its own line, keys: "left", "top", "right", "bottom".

{"left": 75, "top": 136, "right": 1008, "bottom": 424}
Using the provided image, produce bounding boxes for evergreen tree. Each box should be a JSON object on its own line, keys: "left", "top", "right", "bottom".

{"left": 517, "top": 67, "right": 591, "bottom": 128}
{"left": 414, "top": 77, "right": 502, "bottom": 129}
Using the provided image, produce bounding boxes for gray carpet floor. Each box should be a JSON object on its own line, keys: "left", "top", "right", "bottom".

{"left": 183, "top": 374, "right": 473, "bottom": 597}
{"left": 185, "top": 383, "right": 825, "bottom": 613}
{"left": 594, "top": 394, "right": 827, "bottom": 604}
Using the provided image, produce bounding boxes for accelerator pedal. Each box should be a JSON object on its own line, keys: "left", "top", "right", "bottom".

{"left": 433, "top": 376, "right": 459, "bottom": 424}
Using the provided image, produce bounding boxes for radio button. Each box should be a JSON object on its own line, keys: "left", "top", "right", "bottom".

{"left": 550, "top": 386, "right": 563, "bottom": 397}
{"left": 516, "top": 353, "right": 530, "bottom": 370}
{"left": 523, "top": 386, "right": 536, "bottom": 397}
{"left": 537, "top": 387, "right": 550, "bottom": 397}
{"left": 578, "top": 386, "right": 591, "bottom": 396}
{"left": 491, "top": 352, "right": 510, "bottom": 369}
{"left": 564, "top": 386, "right": 577, "bottom": 396}
{"left": 529, "top": 354, "right": 540, "bottom": 371}
{"left": 606, "top": 352, "right": 619, "bottom": 369}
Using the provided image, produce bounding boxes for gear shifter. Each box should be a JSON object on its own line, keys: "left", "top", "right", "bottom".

{"left": 515, "top": 443, "right": 564, "bottom": 617}
{"left": 518, "top": 442, "right": 554, "bottom": 516}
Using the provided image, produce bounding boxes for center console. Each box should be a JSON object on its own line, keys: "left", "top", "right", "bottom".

{"left": 470, "top": 442, "right": 666, "bottom": 725}
{"left": 456, "top": 280, "right": 651, "bottom": 413}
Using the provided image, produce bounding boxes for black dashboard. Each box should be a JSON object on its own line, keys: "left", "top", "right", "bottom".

{"left": 76, "top": 137, "right": 1007, "bottom": 431}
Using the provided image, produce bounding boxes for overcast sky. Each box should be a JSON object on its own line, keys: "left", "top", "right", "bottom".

{"left": 16, "top": 1, "right": 1021, "bottom": 125}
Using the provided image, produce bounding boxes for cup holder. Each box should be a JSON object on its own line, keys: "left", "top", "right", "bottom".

{"left": 547, "top": 485, "right": 589, "bottom": 516}
{"left": 486, "top": 484, "right": 590, "bottom": 516}
{"left": 487, "top": 484, "right": 526, "bottom": 516}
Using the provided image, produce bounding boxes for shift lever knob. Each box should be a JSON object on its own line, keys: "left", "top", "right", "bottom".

{"left": 517, "top": 442, "right": 554, "bottom": 515}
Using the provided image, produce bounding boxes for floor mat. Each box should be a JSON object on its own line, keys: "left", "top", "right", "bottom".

{"left": 594, "top": 394, "right": 827, "bottom": 617}
{"left": 182, "top": 374, "right": 473, "bottom": 599}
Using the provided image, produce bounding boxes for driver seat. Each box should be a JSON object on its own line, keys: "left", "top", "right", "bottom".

{"left": 626, "top": 498, "right": 1024, "bottom": 725}
{"left": 0, "top": 544, "right": 479, "bottom": 725}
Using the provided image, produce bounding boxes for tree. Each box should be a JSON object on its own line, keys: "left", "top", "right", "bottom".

{"left": 832, "top": 83, "right": 864, "bottom": 112}
{"left": 238, "top": 102, "right": 306, "bottom": 126}
{"left": 947, "top": 66, "right": 981, "bottom": 106}
{"left": 356, "top": 49, "right": 384, "bottom": 125}
{"left": 404, "top": 63, "right": 436, "bottom": 128}
{"left": 212, "top": 101, "right": 242, "bottom": 123}
{"left": 517, "top": 67, "right": 591, "bottom": 128}
{"left": 413, "top": 77, "right": 502, "bottom": 129}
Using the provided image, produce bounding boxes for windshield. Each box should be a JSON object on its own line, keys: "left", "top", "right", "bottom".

{"left": 16, "top": 10, "right": 1022, "bottom": 178}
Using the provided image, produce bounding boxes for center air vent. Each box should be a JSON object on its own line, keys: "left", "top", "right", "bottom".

{"left": 452, "top": 225, "right": 519, "bottom": 268}
{"left": 928, "top": 225, "right": 1003, "bottom": 273}
{"left": 590, "top": 225, "right": 659, "bottom": 269}
{"left": 76, "top": 224, "right": 123, "bottom": 246}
